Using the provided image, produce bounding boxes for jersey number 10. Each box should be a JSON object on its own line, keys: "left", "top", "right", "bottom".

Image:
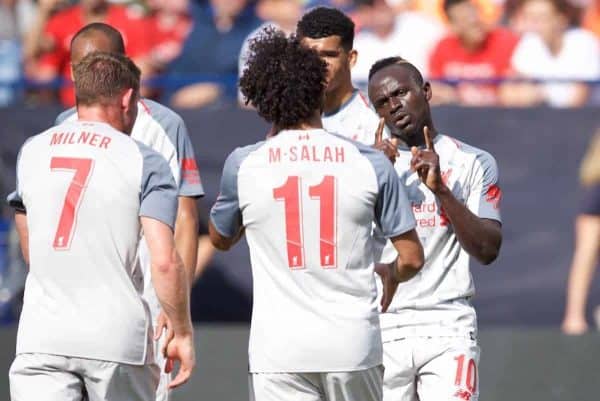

{"left": 273, "top": 175, "right": 336, "bottom": 270}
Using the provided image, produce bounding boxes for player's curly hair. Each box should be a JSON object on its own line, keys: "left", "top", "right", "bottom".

{"left": 239, "top": 28, "right": 327, "bottom": 129}
{"left": 297, "top": 7, "right": 355, "bottom": 51}
{"left": 368, "top": 56, "right": 424, "bottom": 86}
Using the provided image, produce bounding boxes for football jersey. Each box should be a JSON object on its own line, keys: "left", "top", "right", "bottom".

{"left": 56, "top": 99, "right": 204, "bottom": 322}
{"left": 7, "top": 120, "right": 178, "bottom": 365}
{"left": 210, "top": 129, "right": 416, "bottom": 373}
{"left": 376, "top": 134, "right": 502, "bottom": 340}
{"left": 322, "top": 89, "right": 389, "bottom": 145}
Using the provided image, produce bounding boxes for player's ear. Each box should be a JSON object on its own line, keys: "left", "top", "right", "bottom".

{"left": 348, "top": 49, "right": 358, "bottom": 69}
{"left": 70, "top": 63, "right": 75, "bottom": 82}
{"left": 423, "top": 82, "right": 432, "bottom": 102}
{"left": 121, "top": 88, "right": 135, "bottom": 111}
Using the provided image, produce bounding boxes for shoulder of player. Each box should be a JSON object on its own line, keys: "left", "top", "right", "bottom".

{"left": 440, "top": 134, "right": 497, "bottom": 167}
{"left": 138, "top": 98, "right": 185, "bottom": 127}
{"left": 55, "top": 107, "right": 77, "bottom": 124}
{"left": 228, "top": 140, "right": 268, "bottom": 167}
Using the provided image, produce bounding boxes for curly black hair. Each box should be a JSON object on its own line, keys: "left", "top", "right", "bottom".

{"left": 239, "top": 28, "right": 327, "bottom": 129}
{"left": 368, "top": 56, "right": 424, "bottom": 86}
{"left": 297, "top": 7, "right": 355, "bottom": 51}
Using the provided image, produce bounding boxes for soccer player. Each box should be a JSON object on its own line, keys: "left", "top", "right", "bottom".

{"left": 368, "top": 57, "right": 503, "bottom": 401}
{"left": 210, "top": 28, "right": 424, "bottom": 401}
{"left": 296, "top": 8, "right": 382, "bottom": 144}
{"left": 55, "top": 23, "right": 204, "bottom": 401}
{"left": 8, "top": 51, "right": 194, "bottom": 401}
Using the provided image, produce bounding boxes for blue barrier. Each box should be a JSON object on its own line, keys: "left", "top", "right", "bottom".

{"left": 0, "top": 106, "right": 597, "bottom": 326}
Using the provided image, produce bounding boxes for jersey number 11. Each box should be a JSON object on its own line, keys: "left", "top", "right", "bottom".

{"left": 273, "top": 175, "right": 336, "bottom": 270}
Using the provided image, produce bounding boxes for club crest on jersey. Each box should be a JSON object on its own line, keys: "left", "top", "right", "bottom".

{"left": 485, "top": 184, "right": 502, "bottom": 209}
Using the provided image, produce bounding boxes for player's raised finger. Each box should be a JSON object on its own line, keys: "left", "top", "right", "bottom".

{"left": 375, "top": 117, "right": 385, "bottom": 143}
{"left": 423, "top": 126, "right": 434, "bottom": 151}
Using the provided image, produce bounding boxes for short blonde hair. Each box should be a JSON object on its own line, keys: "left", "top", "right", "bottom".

{"left": 73, "top": 51, "right": 140, "bottom": 106}
{"left": 580, "top": 131, "right": 600, "bottom": 186}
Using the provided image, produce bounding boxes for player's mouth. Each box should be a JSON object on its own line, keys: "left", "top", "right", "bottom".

{"left": 393, "top": 113, "right": 410, "bottom": 128}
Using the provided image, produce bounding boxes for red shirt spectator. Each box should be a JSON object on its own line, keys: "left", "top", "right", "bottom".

{"left": 429, "top": 28, "right": 519, "bottom": 105}
{"left": 38, "top": 4, "right": 153, "bottom": 106}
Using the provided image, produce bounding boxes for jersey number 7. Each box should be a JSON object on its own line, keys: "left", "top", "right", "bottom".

{"left": 50, "top": 157, "right": 94, "bottom": 250}
{"left": 273, "top": 175, "right": 336, "bottom": 270}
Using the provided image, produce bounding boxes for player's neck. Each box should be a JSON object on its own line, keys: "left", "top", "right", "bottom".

{"left": 280, "top": 113, "right": 323, "bottom": 132}
{"left": 78, "top": 105, "right": 127, "bottom": 134}
{"left": 323, "top": 83, "right": 355, "bottom": 115}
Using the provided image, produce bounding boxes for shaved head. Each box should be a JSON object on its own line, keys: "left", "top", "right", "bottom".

{"left": 70, "top": 23, "right": 125, "bottom": 65}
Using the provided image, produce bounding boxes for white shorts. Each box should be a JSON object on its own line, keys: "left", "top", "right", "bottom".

{"left": 9, "top": 353, "right": 160, "bottom": 401}
{"left": 154, "top": 331, "right": 171, "bottom": 401}
{"left": 382, "top": 337, "right": 480, "bottom": 401}
{"left": 250, "top": 365, "right": 384, "bottom": 401}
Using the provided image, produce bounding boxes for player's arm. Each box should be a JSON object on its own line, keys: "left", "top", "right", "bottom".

{"left": 174, "top": 196, "right": 199, "bottom": 288}
{"left": 173, "top": 116, "right": 206, "bottom": 284}
{"left": 14, "top": 211, "right": 29, "bottom": 266}
{"left": 411, "top": 127, "right": 502, "bottom": 265}
{"left": 209, "top": 223, "right": 244, "bottom": 251}
{"left": 142, "top": 217, "right": 192, "bottom": 336}
{"left": 209, "top": 149, "right": 244, "bottom": 251}
{"left": 138, "top": 144, "right": 195, "bottom": 387}
{"left": 374, "top": 152, "right": 424, "bottom": 311}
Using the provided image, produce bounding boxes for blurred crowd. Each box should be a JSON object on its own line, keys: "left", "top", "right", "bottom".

{"left": 2, "top": 0, "right": 600, "bottom": 108}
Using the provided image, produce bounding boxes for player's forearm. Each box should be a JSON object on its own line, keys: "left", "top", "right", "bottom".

{"left": 564, "top": 216, "right": 600, "bottom": 317}
{"left": 174, "top": 198, "right": 199, "bottom": 289}
{"left": 152, "top": 250, "right": 193, "bottom": 335}
{"left": 208, "top": 221, "right": 244, "bottom": 251}
{"left": 435, "top": 185, "right": 502, "bottom": 265}
{"left": 14, "top": 211, "right": 30, "bottom": 265}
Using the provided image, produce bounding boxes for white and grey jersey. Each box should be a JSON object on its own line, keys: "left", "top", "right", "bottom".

{"left": 8, "top": 120, "right": 178, "bottom": 364}
{"left": 376, "top": 134, "right": 502, "bottom": 340}
{"left": 211, "top": 129, "right": 415, "bottom": 373}
{"left": 322, "top": 89, "right": 389, "bottom": 145}
{"left": 57, "top": 99, "right": 203, "bottom": 323}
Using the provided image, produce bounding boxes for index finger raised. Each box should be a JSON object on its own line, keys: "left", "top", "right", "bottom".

{"left": 375, "top": 117, "right": 385, "bottom": 143}
{"left": 423, "top": 126, "right": 434, "bottom": 151}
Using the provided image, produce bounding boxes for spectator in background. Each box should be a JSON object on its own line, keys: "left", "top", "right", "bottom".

{"left": 0, "top": 0, "right": 35, "bottom": 106}
{"left": 146, "top": 0, "right": 192, "bottom": 73}
{"left": 24, "top": 0, "right": 155, "bottom": 106}
{"left": 352, "top": 0, "right": 444, "bottom": 86}
{"left": 582, "top": 0, "right": 600, "bottom": 38}
{"left": 562, "top": 132, "right": 600, "bottom": 335}
{"left": 501, "top": 0, "right": 600, "bottom": 107}
{"left": 164, "top": 0, "right": 261, "bottom": 109}
{"left": 405, "top": 0, "right": 504, "bottom": 26}
{"left": 428, "top": 0, "right": 519, "bottom": 106}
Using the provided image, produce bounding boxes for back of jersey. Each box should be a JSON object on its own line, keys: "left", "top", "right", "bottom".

{"left": 211, "top": 128, "right": 415, "bottom": 373}
{"left": 11, "top": 120, "right": 177, "bottom": 365}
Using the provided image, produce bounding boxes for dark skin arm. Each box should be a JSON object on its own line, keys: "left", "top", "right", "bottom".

{"left": 174, "top": 196, "right": 199, "bottom": 289}
{"left": 208, "top": 220, "right": 245, "bottom": 251}
{"left": 14, "top": 211, "right": 29, "bottom": 266}
{"left": 411, "top": 127, "right": 502, "bottom": 265}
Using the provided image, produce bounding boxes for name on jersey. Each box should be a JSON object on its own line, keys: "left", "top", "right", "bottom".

{"left": 50, "top": 131, "right": 111, "bottom": 149}
{"left": 268, "top": 146, "right": 345, "bottom": 164}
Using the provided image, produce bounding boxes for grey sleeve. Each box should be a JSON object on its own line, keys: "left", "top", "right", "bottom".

{"left": 55, "top": 107, "right": 77, "bottom": 125}
{"left": 366, "top": 150, "right": 416, "bottom": 238}
{"left": 137, "top": 143, "right": 179, "bottom": 229}
{"left": 145, "top": 100, "right": 204, "bottom": 197}
{"left": 174, "top": 116, "right": 205, "bottom": 197}
{"left": 209, "top": 149, "right": 243, "bottom": 238}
